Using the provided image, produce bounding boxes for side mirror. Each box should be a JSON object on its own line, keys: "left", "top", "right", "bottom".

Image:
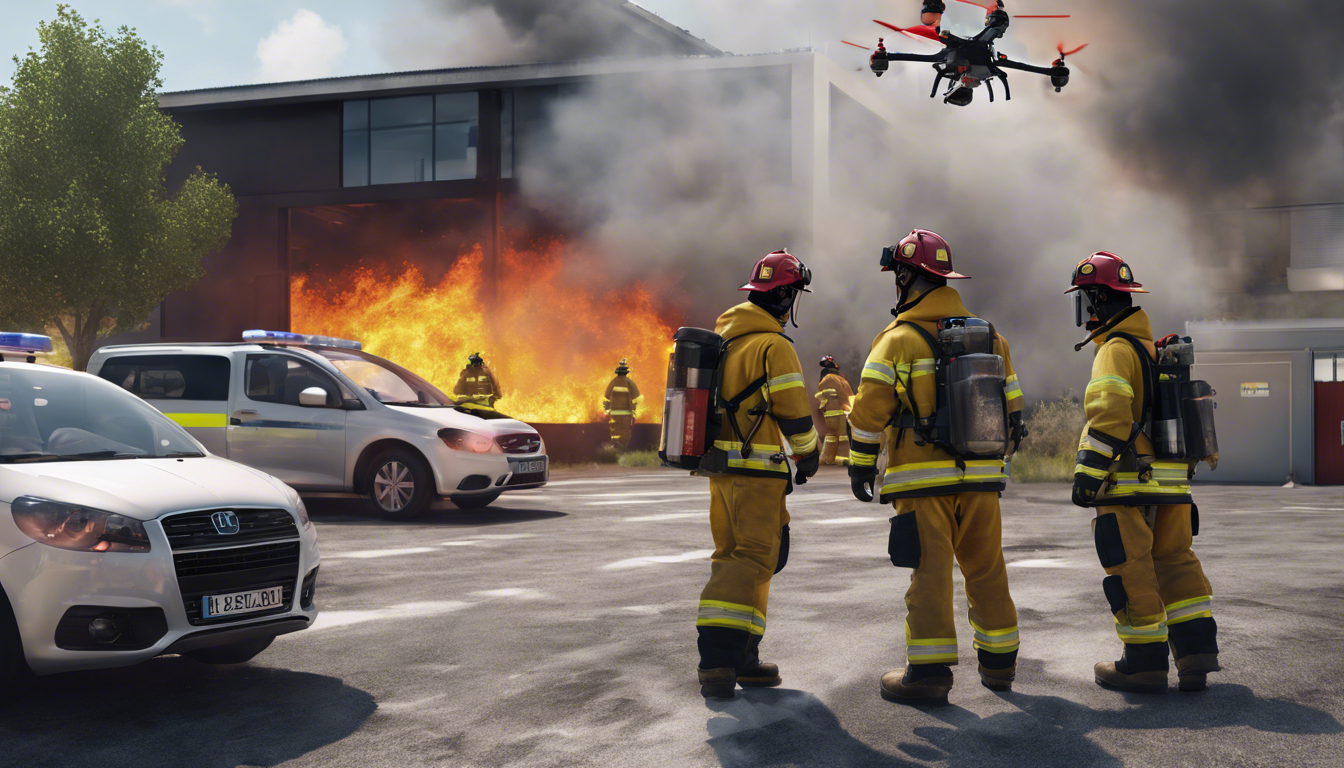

{"left": 299, "top": 387, "right": 329, "bottom": 407}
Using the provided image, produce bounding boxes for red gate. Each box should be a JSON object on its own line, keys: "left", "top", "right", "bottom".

{"left": 1315, "top": 382, "right": 1344, "bottom": 485}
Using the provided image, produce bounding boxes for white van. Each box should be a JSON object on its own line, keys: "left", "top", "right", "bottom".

{"left": 88, "top": 332, "right": 547, "bottom": 519}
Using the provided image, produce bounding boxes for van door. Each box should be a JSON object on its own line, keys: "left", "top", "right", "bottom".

{"left": 95, "top": 354, "right": 232, "bottom": 456}
{"left": 227, "top": 352, "right": 348, "bottom": 490}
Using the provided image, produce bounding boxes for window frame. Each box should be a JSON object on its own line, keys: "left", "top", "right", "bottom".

{"left": 96, "top": 354, "right": 232, "bottom": 402}
{"left": 244, "top": 353, "right": 346, "bottom": 408}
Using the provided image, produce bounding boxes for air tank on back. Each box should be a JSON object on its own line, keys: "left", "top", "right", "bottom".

{"left": 938, "top": 318, "right": 1009, "bottom": 458}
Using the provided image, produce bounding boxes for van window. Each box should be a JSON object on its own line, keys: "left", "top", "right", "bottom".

{"left": 245, "top": 354, "right": 343, "bottom": 407}
{"left": 98, "top": 355, "right": 230, "bottom": 401}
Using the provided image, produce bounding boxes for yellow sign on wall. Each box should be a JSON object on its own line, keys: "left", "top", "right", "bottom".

{"left": 1240, "top": 382, "right": 1270, "bottom": 398}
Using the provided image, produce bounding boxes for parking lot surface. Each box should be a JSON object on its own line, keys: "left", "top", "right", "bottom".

{"left": 4, "top": 467, "right": 1341, "bottom": 768}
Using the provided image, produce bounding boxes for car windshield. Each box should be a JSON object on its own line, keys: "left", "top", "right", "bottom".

{"left": 0, "top": 366, "right": 205, "bottom": 462}
{"left": 311, "top": 348, "right": 454, "bottom": 406}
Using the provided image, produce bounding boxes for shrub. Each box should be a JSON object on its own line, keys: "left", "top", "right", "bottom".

{"left": 1012, "top": 398, "right": 1086, "bottom": 483}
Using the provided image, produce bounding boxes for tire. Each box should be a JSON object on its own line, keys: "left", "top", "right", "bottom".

{"left": 185, "top": 637, "right": 273, "bottom": 665}
{"left": 450, "top": 491, "right": 502, "bottom": 510}
{"left": 366, "top": 448, "right": 435, "bottom": 519}
{"left": 0, "top": 588, "right": 32, "bottom": 695}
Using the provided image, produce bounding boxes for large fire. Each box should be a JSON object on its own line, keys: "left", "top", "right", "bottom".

{"left": 290, "top": 239, "right": 678, "bottom": 424}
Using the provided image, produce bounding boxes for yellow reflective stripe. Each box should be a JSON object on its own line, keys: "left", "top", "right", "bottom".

{"left": 1079, "top": 433, "right": 1117, "bottom": 458}
{"left": 765, "top": 373, "right": 804, "bottom": 394}
{"left": 165, "top": 413, "right": 228, "bottom": 428}
{"left": 906, "top": 621, "right": 958, "bottom": 662}
{"left": 613, "top": 387, "right": 629, "bottom": 392}
{"left": 1115, "top": 616, "right": 1168, "bottom": 644}
{"left": 824, "top": 435, "right": 838, "bottom": 444}
{"left": 713, "top": 441, "right": 790, "bottom": 473}
{"left": 610, "top": 410, "right": 633, "bottom": 416}
{"left": 823, "top": 409, "right": 846, "bottom": 417}
{"left": 1165, "top": 596, "right": 1213, "bottom": 625}
{"left": 1075, "top": 463, "right": 1110, "bottom": 480}
{"left": 970, "top": 620, "right": 1020, "bottom": 653}
{"left": 789, "top": 428, "right": 819, "bottom": 455}
{"left": 850, "top": 426, "right": 883, "bottom": 443}
{"left": 1087, "top": 375, "right": 1134, "bottom": 399}
{"left": 911, "top": 358, "right": 936, "bottom": 378}
{"left": 883, "top": 460, "right": 1006, "bottom": 493}
{"left": 817, "top": 389, "right": 837, "bottom": 397}
{"left": 1110, "top": 473, "right": 1191, "bottom": 495}
{"left": 1004, "top": 374, "right": 1023, "bottom": 401}
{"left": 850, "top": 453, "right": 877, "bottom": 467}
{"left": 862, "top": 361, "right": 896, "bottom": 385}
{"left": 697, "top": 600, "right": 766, "bottom": 634}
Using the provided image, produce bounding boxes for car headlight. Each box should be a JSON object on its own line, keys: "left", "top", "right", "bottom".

{"left": 11, "top": 497, "right": 151, "bottom": 553}
{"left": 438, "top": 428, "right": 501, "bottom": 454}
{"left": 294, "top": 496, "right": 311, "bottom": 528}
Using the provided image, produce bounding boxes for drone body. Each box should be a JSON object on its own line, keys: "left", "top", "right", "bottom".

{"left": 842, "top": 0, "right": 1083, "bottom": 107}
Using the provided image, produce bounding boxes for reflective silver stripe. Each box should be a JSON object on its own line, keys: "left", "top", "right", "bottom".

{"left": 863, "top": 361, "right": 896, "bottom": 384}
{"left": 613, "top": 387, "right": 629, "bottom": 392}
{"left": 1166, "top": 599, "right": 1212, "bottom": 622}
{"left": 908, "top": 644, "right": 959, "bottom": 659}
{"left": 885, "top": 464, "right": 963, "bottom": 485}
{"left": 963, "top": 462, "right": 1006, "bottom": 479}
{"left": 851, "top": 426, "right": 884, "bottom": 443}
{"left": 1004, "top": 375, "right": 1023, "bottom": 401}
{"left": 1079, "top": 432, "right": 1118, "bottom": 458}
{"left": 911, "top": 358, "right": 936, "bottom": 378}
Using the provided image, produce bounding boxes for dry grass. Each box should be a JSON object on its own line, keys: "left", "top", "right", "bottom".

{"left": 1011, "top": 399, "right": 1086, "bottom": 483}
{"left": 617, "top": 450, "right": 663, "bottom": 468}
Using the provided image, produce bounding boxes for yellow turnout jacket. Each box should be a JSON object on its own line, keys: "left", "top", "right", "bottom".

{"left": 604, "top": 374, "right": 643, "bottom": 416}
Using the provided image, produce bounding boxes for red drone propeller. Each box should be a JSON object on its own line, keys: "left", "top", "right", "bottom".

{"left": 841, "top": 40, "right": 871, "bottom": 50}
{"left": 954, "top": 0, "right": 1069, "bottom": 18}
{"left": 1058, "top": 42, "right": 1089, "bottom": 57}
{"left": 873, "top": 20, "right": 943, "bottom": 46}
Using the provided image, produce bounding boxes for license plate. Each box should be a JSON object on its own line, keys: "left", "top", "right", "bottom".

{"left": 510, "top": 458, "right": 547, "bottom": 474}
{"left": 202, "top": 585, "right": 285, "bottom": 618}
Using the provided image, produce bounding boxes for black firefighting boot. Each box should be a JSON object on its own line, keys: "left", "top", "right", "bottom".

{"left": 880, "top": 663, "right": 954, "bottom": 704}
{"left": 698, "top": 627, "right": 748, "bottom": 699}
{"left": 736, "top": 634, "right": 782, "bottom": 688}
{"left": 977, "top": 649, "right": 1017, "bottom": 692}
{"left": 1168, "top": 617, "right": 1221, "bottom": 692}
{"left": 1094, "top": 642, "right": 1170, "bottom": 693}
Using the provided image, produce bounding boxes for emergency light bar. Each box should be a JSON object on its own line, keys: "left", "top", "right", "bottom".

{"left": 0, "top": 333, "right": 54, "bottom": 354}
{"left": 243, "top": 330, "right": 362, "bottom": 350}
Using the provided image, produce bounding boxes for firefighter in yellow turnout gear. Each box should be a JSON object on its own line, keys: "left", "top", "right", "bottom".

{"left": 696, "top": 250, "right": 820, "bottom": 700}
{"left": 454, "top": 352, "right": 502, "bottom": 410}
{"left": 816, "top": 356, "right": 854, "bottom": 465}
{"left": 603, "top": 359, "right": 642, "bottom": 450}
{"left": 847, "top": 230, "right": 1027, "bottom": 703}
{"left": 1068, "top": 252, "right": 1220, "bottom": 693}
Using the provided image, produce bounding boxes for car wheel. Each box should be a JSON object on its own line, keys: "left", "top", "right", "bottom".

{"left": 367, "top": 448, "right": 435, "bottom": 519}
{"left": 0, "top": 589, "right": 32, "bottom": 693}
{"left": 185, "top": 637, "right": 274, "bottom": 665}
{"left": 450, "top": 491, "right": 502, "bottom": 509}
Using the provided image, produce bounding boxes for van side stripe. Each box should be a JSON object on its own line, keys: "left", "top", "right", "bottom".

{"left": 165, "top": 413, "right": 228, "bottom": 428}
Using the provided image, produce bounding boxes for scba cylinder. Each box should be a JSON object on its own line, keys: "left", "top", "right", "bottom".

{"left": 946, "top": 355, "right": 1009, "bottom": 458}
{"left": 659, "top": 328, "right": 723, "bottom": 470}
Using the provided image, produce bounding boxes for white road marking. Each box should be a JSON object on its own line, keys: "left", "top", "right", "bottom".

{"left": 623, "top": 512, "right": 703, "bottom": 522}
{"left": 544, "top": 477, "right": 674, "bottom": 487}
{"left": 575, "top": 491, "right": 707, "bottom": 498}
{"left": 474, "top": 588, "right": 549, "bottom": 600}
{"left": 380, "top": 695, "right": 448, "bottom": 712}
{"left": 324, "top": 547, "right": 439, "bottom": 560}
{"left": 812, "top": 516, "right": 883, "bottom": 525}
{"left": 621, "top": 605, "right": 665, "bottom": 614}
{"left": 1281, "top": 506, "right": 1344, "bottom": 512}
{"left": 1009, "top": 558, "right": 1071, "bottom": 568}
{"left": 470, "top": 533, "right": 537, "bottom": 540}
{"left": 440, "top": 540, "right": 482, "bottom": 547}
{"left": 601, "top": 549, "right": 714, "bottom": 570}
{"left": 308, "top": 600, "right": 473, "bottom": 631}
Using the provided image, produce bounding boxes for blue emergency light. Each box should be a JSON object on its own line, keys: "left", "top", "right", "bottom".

{"left": 242, "top": 329, "right": 362, "bottom": 350}
{"left": 0, "top": 333, "right": 55, "bottom": 353}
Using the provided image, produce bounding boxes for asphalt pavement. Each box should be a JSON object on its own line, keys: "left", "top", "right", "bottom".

{"left": 3, "top": 467, "right": 1342, "bottom": 768}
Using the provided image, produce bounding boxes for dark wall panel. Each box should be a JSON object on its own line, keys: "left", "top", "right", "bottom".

{"left": 167, "top": 102, "right": 342, "bottom": 196}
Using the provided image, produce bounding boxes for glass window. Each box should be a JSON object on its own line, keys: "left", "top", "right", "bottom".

{"left": 97, "top": 355, "right": 231, "bottom": 401}
{"left": 245, "top": 355, "right": 341, "bottom": 407}
{"left": 1316, "top": 355, "right": 1339, "bottom": 383}
{"left": 311, "top": 347, "right": 453, "bottom": 406}
{"left": 436, "top": 92, "right": 477, "bottom": 123}
{"left": 435, "top": 123, "right": 478, "bottom": 181}
{"left": 371, "top": 126, "right": 433, "bottom": 185}
{"left": 343, "top": 100, "right": 369, "bottom": 131}
{"left": 370, "top": 95, "right": 433, "bottom": 128}
{"left": 343, "top": 131, "right": 369, "bottom": 187}
{"left": 500, "top": 90, "right": 515, "bottom": 179}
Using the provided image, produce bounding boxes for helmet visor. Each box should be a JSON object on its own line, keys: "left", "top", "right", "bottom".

{"left": 1074, "top": 291, "right": 1097, "bottom": 328}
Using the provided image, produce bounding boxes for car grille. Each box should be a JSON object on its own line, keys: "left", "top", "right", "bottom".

{"left": 497, "top": 433, "right": 542, "bottom": 455}
{"left": 173, "top": 541, "right": 300, "bottom": 626}
{"left": 162, "top": 508, "right": 298, "bottom": 550}
{"left": 507, "top": 471, "right": 547, "bottom": 486}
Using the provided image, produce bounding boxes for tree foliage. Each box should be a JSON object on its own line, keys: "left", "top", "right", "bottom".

{"left": 0, "top": 5, "right": 236, "bottom": 369}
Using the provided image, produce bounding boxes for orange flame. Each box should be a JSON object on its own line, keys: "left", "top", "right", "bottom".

{"left": 290, "top": 239, "right": 678, "bottom": 424}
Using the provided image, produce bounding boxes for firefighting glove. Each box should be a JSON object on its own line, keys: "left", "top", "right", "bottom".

{"left": 849, "top": 463, "right": 877, "bottom": 503}
{"left": 794, "top": 451, "right": 820, "bottom": 485}
{"left": 1071, "top": 472, "right": 1104, "bottom": 509}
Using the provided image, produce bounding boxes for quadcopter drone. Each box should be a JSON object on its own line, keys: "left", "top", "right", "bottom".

{"left": 842, "top": 0, "right": 1085, "bottom": 107}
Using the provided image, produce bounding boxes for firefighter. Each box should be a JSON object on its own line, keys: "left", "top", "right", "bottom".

{"left": 696, "top": 249, "right": 821, "bottom": 700}
{"left": 454, "top": 352, "right": 502, "bottom": 409}
{"left": 604, "top": 358, "right": 642, "bottom": 451}
{"left": 847, "top": 230, "right": 1027, "bottom": 704}
{"left": 816, "top": 356, "right": 855, "bottom": 466}
{"left": 1067, "top": 252, "right": 1220, "bottom": 693}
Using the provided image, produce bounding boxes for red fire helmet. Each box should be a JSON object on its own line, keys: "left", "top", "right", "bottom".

{"left": 882, "top": 230, "right": 970, "bottom": 280}
{"left": 740, "top": 250, "right": 813, "bottom": 292}
{"left": 1066, "top": 251, "right": 1149, "bottom": 294}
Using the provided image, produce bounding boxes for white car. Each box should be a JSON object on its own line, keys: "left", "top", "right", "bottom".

{"left": 0, "top": 337, "right": 319, "bottom": 686}
{"left": 88, "top": 331, "right": 548, "bottom": 519}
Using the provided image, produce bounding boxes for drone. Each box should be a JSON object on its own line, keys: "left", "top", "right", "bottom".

{"left": 841, "top": 0, "right": 1085, "bottom": 107}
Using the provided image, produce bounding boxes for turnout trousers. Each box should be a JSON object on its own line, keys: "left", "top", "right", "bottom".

{"left": 1093, "top": 504, "right": 1214, "bottom": 648}
{"left": 893, "top": 492, "right": 1019, "bottom": 667}
{"left": 696, "top": 475, "right": 790, "bottom": 669}
{"left": 820, "top": 415, "right": 850, "bottom": 465}
{"left": 609, "top": 414, "right": 634, "bottom": 450}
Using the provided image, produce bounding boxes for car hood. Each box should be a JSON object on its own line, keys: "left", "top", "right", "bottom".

{"left": 0, "top": 456, "right": 294, "bottom": 522}
{"left": 385, "top": 405, "right": 538, "bottom": 437}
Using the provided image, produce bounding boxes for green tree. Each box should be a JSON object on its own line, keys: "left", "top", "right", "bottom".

{"left": 0, "top": 6, "right": 236, "bottom": 370}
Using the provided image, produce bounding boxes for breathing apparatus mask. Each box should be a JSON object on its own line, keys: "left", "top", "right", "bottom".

{"left": 1074, "top": 287, "right": 1132, "bottom": 332}
{"left": 750, "top": 269, "right": 812, "bottom": 329}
